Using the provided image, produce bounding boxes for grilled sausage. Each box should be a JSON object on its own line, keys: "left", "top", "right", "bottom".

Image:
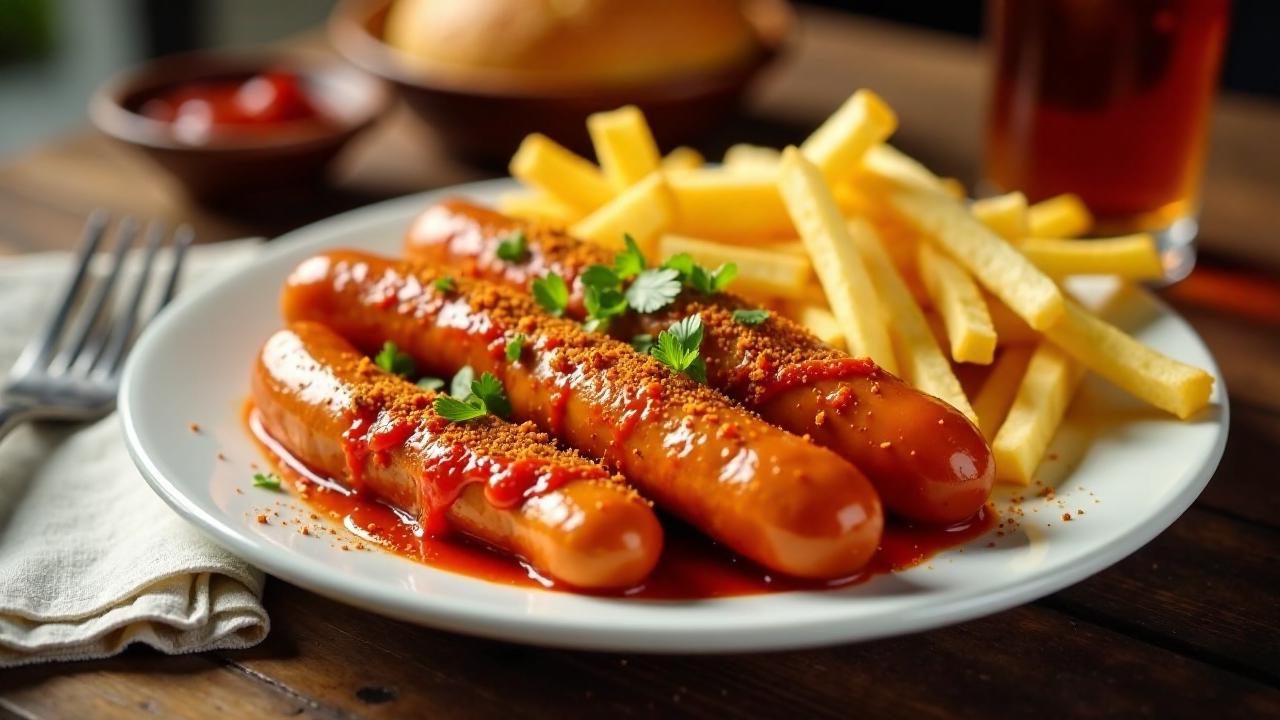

{"left": 281, "top": 251, "right": 884, "bottom": 579}
{"left": 252, "top": 321, "right": 663, "bottom": 589}
{"left": 405, "top": 200, "right": 994, "bottom": 525}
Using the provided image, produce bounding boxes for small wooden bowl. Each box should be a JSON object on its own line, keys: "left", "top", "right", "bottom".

{"left": 90, "top": 51, "right": 390, "bottom": 202}
{"left": 329, "top": 0, "right": 793, "bottom": 164}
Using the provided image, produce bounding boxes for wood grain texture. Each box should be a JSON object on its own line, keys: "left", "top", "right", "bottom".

{"left": 0, "top": 6, "right": 1277, "bottom": 719}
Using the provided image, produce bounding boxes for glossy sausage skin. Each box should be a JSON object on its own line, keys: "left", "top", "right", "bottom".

{"left": 252, "top": 321, "right": 663, "bottom": 589}
{"left": 405, "top": 200, "right": 994, "bottom": 525}
{"left": 282, "top": 251, "right": 884, "bottom": 579}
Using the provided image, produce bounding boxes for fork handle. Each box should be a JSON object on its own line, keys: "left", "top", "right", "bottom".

{"left": 0, "top": 403, "right": 37, "bottom": 444}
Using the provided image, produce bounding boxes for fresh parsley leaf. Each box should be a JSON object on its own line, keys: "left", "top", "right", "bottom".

{"left": 434, "top": 394, "right": 487, "bottom": 422}
{"left": 650, "top": 314, "right": 706, "bottom": 382}
{"left": 613, "top": 234, "right": 647, "bottom": 279}
{"left": 416, "top": 376, "right": 445, "bottom": 391}
{"left": 732, "top": 308, "right": 770, "bottom": 325}
{"left": 532, "top": 273, "right": 569, "bottom": 316}
{"left": 579, "top": 264, "right": 620, "bottom": 290}
{"left": 584, "top": 284, "right": 627, "bottom": 326}
{"left": 625, "top": 267, "right": 682, "bottom": 313}
{"left": 374, "top": 341, "right": 415, "bottom": 378}
{"left": 449, "top": 365, "right": 475, "bottom": 398}
{"left": 470, "top": 372, "right": 511, "bottom": 419}
{"left": 434, "top": 276, "right": 456, "bottom": 293}
{"left": 495, "top": 231, "right": 528, "bottom": 262}
{"left": 505, "top": 333, "right": 526, "bottom": 363}
{"left": 662, "top": 254, "right": 737, "bottom": 295}
{"left": 253, "top": 472, "right": 282, "bottom": 491}
{"left": 662, "top": 253, "right": 696, "bottom": 278}
{"left": 630, "top": 334, "right": 655, "bottom": 354}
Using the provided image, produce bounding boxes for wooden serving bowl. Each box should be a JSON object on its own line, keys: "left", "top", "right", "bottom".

{"left": 329, "top": 0, "right": 793, "bottom": 164}
{"left": 90, "top": 51, "right": 390, "bottom": 203}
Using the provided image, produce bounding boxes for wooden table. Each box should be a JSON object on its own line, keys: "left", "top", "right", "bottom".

{"left": 2, "top": 9, "right": 1277, "bottom": 718}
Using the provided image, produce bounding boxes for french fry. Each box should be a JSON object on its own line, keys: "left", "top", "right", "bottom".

{"left": 887, "top": 185, "right": 1065, "bottom": 330}
{"left": 587, "top": 105, "right": 662, "bottom": 192}
{"left": 992, "top": 342, "right": 1085, "bottom": 485}
{"left": 1043, "top": 298, "right": 1214, "bottom": 419}
{"left": 497, "top": 190, "right": 583, "bottom": 225}
{"left": 917, "top": 243, "right": 997, "bottom": 364}
{"left": 971, "top": 192, "right": 1029, "bottom": 241}
{"left": 777, "top": 147, "right": 897, "bottom": 372}
{"left": 570, "top": 171, "right": 673, "bottom": 253}
{"left": 510, "top": 134, "right": 613, "bottom": 213}
{"left": 939, "top": 178, "right": 968, "bottom": 199}
{"left": 1021, "top": 234, "right": 1163, "bottom": 279}
{"left": 723, "top": 144, "right": 781, "bottom": 173}
{"left": 972, "top": 345, "right": 1035, "bottom": 440}
{"left": 793, "top": 303, "right": 846, "bottom": 350}
{"left": 668, "top": 168, "right": 794, "bottom": 241}
{"left": 858, "top": 143, "right": 951, "bottom": 195}
{"left": 657, "top": 233, "right": 813, "bottom": 299}
{"left": 661, "top": 146, "right": 704, "bottom": 171}
{"left": 801, "top": 89, "right": 898, "bottom": 185}
{"left": 847, "top": 217, "right": 976, "bottom": 421}
{"left": 1027, "top": 193, "right": 1093, "bottom": 238}
{"left": 986, "top": 291, "right": 1041, "bottom": 346}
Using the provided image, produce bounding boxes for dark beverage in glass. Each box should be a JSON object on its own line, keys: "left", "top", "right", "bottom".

{"left": 985, "top": 0, "right": 1231, "bottom": 281}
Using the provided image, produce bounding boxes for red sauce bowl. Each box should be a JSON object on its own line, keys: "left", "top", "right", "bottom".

{"left": 91, "top": 52, "right": 390, "bottom": 202}
{"left": 329, "top": 0, "right": 793, "bottom": 164}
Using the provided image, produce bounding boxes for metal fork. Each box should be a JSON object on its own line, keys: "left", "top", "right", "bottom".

{"left": 0, "top": 212, "right": 192, "bottom": 441}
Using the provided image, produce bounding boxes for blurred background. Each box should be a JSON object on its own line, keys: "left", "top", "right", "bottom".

{"left": 2, "top": 0, "right": 1277, "bottom": 159}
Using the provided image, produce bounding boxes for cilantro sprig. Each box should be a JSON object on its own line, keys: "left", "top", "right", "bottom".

{"left": 434, "top": 276, "right": 456, "bottom": 293}
{"left": 434, "top": 367, "right": 512, "bottom": 422}
{"left": 496, "top": 231, "right": 528, "bottom": 262}
{"left": 374, "top": 342, "right": 415, "bottom": 378}
{"left": 532, "top": 273, "right": 569, "bottom": 316}
{"left": 416, "top": 376, "right": 445, "bottom": 391}
{"left": 650, "top": 314, "right": 707, "bottom": 383}
{"left": 663, "top": 254, "right": 738, "bottom": 295}
{"left": 732, "top": 308, "right": 770, "bottom": 325}
{"left": 505, "top": 333, "right": 526, "bottom": 362}
{"left": 614, "top": 234, "right": 647, "bottom": 279}
{"left": 253, "top": 472, "right": 282, "bottom": 491}
{"left": 625, "top": 268, "right": 683, "bottom": 313}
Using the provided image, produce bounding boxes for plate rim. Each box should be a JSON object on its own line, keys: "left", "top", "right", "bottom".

{"left": 118, "top": 178, "right": 1230, "bottom": 653}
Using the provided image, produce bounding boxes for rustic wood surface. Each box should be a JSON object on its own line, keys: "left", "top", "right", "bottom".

{"left": 1, "top": 8, "right": 1277, "bottom": 719}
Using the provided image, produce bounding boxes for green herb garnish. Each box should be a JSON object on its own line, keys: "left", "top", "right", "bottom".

{"left": 663, "top": 254, "right": 737, "bottom": 295}
{"left": 253, "top": 472, "right": 282, "bottom": 491}
{"left": 449, "top": 365, "right": 475, "bottom": 398}
{"left": 625, "top": 267, "right": 682, "bottom": 313}
{"left": 495, "top": 231, "right": 529, "bottom": 262}
{"left": 470, "top": 372, "right": 511, "bottom": 418}
{"left": 651, "top": 314, "right": 707, "bottom": 383}
{"left": 630, "top": 334, "right": 655, "bottom": 354}
{"left": 433, "top": 371, "right": 512, "bottom": 422}
{"left": 532, "top": 272, "right": 569, "bottom": 316}
{"left": 434, "top": 276, "right": 456, "bottom": 293}
{"left": 505, "top": 333, "right": 526, "bottom": 362}
{"left": 416, "top": 377, "right": 445, "bottom": 391}
{"left": 732, "top": 308, "right": 770, "bottom": 325}
{"left": 613, "top": 234, "right": 647, "bottom": 279}
{"left": 374, "top": 341, "right": 415, "bottom": 378}
{"left": 433, "top": 395, "right": 487, "bottom": 422}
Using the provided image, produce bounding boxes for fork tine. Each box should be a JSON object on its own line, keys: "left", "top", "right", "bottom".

{"left": 94, "top": 221, "right": 167, "bottom": 377}
{"left": 49, "top": 218, "right": 138, "bottom": 375}
{"left": 153, "top": 224, "right": 193, "bottom": 312}
{"left": 10, "top": 211, "right": 109, "bottom": 376}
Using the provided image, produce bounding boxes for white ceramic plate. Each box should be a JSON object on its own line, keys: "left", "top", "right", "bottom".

{"left": 120, "top": 178, "right": 1228, "bottom": 653}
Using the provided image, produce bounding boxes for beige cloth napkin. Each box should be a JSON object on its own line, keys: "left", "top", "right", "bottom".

{"left": 0, "top": 240, "right": 269, "bottom": 667}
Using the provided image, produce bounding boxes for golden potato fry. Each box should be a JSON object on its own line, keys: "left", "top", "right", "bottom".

{"left": 668, "top": 168, "right": 793, "bottom": 241}
{"left": 972, "top": 345, "right": 1034, "bottom": 440}
{"left": 801, "top": 89, "right": 898, "bottom": 185}
{"left": 587, "top": 105, "right": 662, "bottom": 191}
{"left": 510, "top": 134, "right": 613, "bottom": 213}
{"left": 971, "top": 192, "right": 1029, "bottom": 241}
{"left": 657, "top": 233, "right": 813, "bottom": 299}
{"left": 1027, "top": 193, "right": 1093, "bottom": 238}
{"left": 1021, "top": 234, "right": 1163, "bottom": 280}
{"left": 986, "top": 291, "right": 1041, "bottom": 346}
{"left": 777, "top": 147, "right": 897, "bottom": 371}
{"left": 847, "top": 218, "right": 976, "bottom": 421}
{"left": 939, "top": 177, "right": 968, "bottom": 199}
{"left": 858, "top": 143, "right": 951, "bottom": 195}
{"left": 570, "top": 171, "right": 673, "bottom": 253}
{"left": 723, "top": 144, "right": 781, "bottom": 173}
{"left": 917, "top": 243, "right": 997, "bottom": 364}
{"left": 1044, "top": 298, "right": 1214, "bottom": 419}
{"left": 792, "top": 303, "right": 846, "bottom": 350}
{"left": 992, "top": 342, "right": 1085, "bottom": 485}
{"left": 888, "top": 185, "right": 1065, "bottom": 330}
{"left": 497, "top": 190, "right": 583, "bottom": 225}
{"left": 661, "top": 146, "right": 704, "bottom": 171}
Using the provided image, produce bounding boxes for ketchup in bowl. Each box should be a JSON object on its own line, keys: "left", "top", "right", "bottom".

{"left": 138, "top": 71, "right": 334, "bottom": 144}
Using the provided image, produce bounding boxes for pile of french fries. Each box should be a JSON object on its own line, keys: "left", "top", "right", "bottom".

{"left": 499, "top": 91, "right": 1215, "bottom": 486}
